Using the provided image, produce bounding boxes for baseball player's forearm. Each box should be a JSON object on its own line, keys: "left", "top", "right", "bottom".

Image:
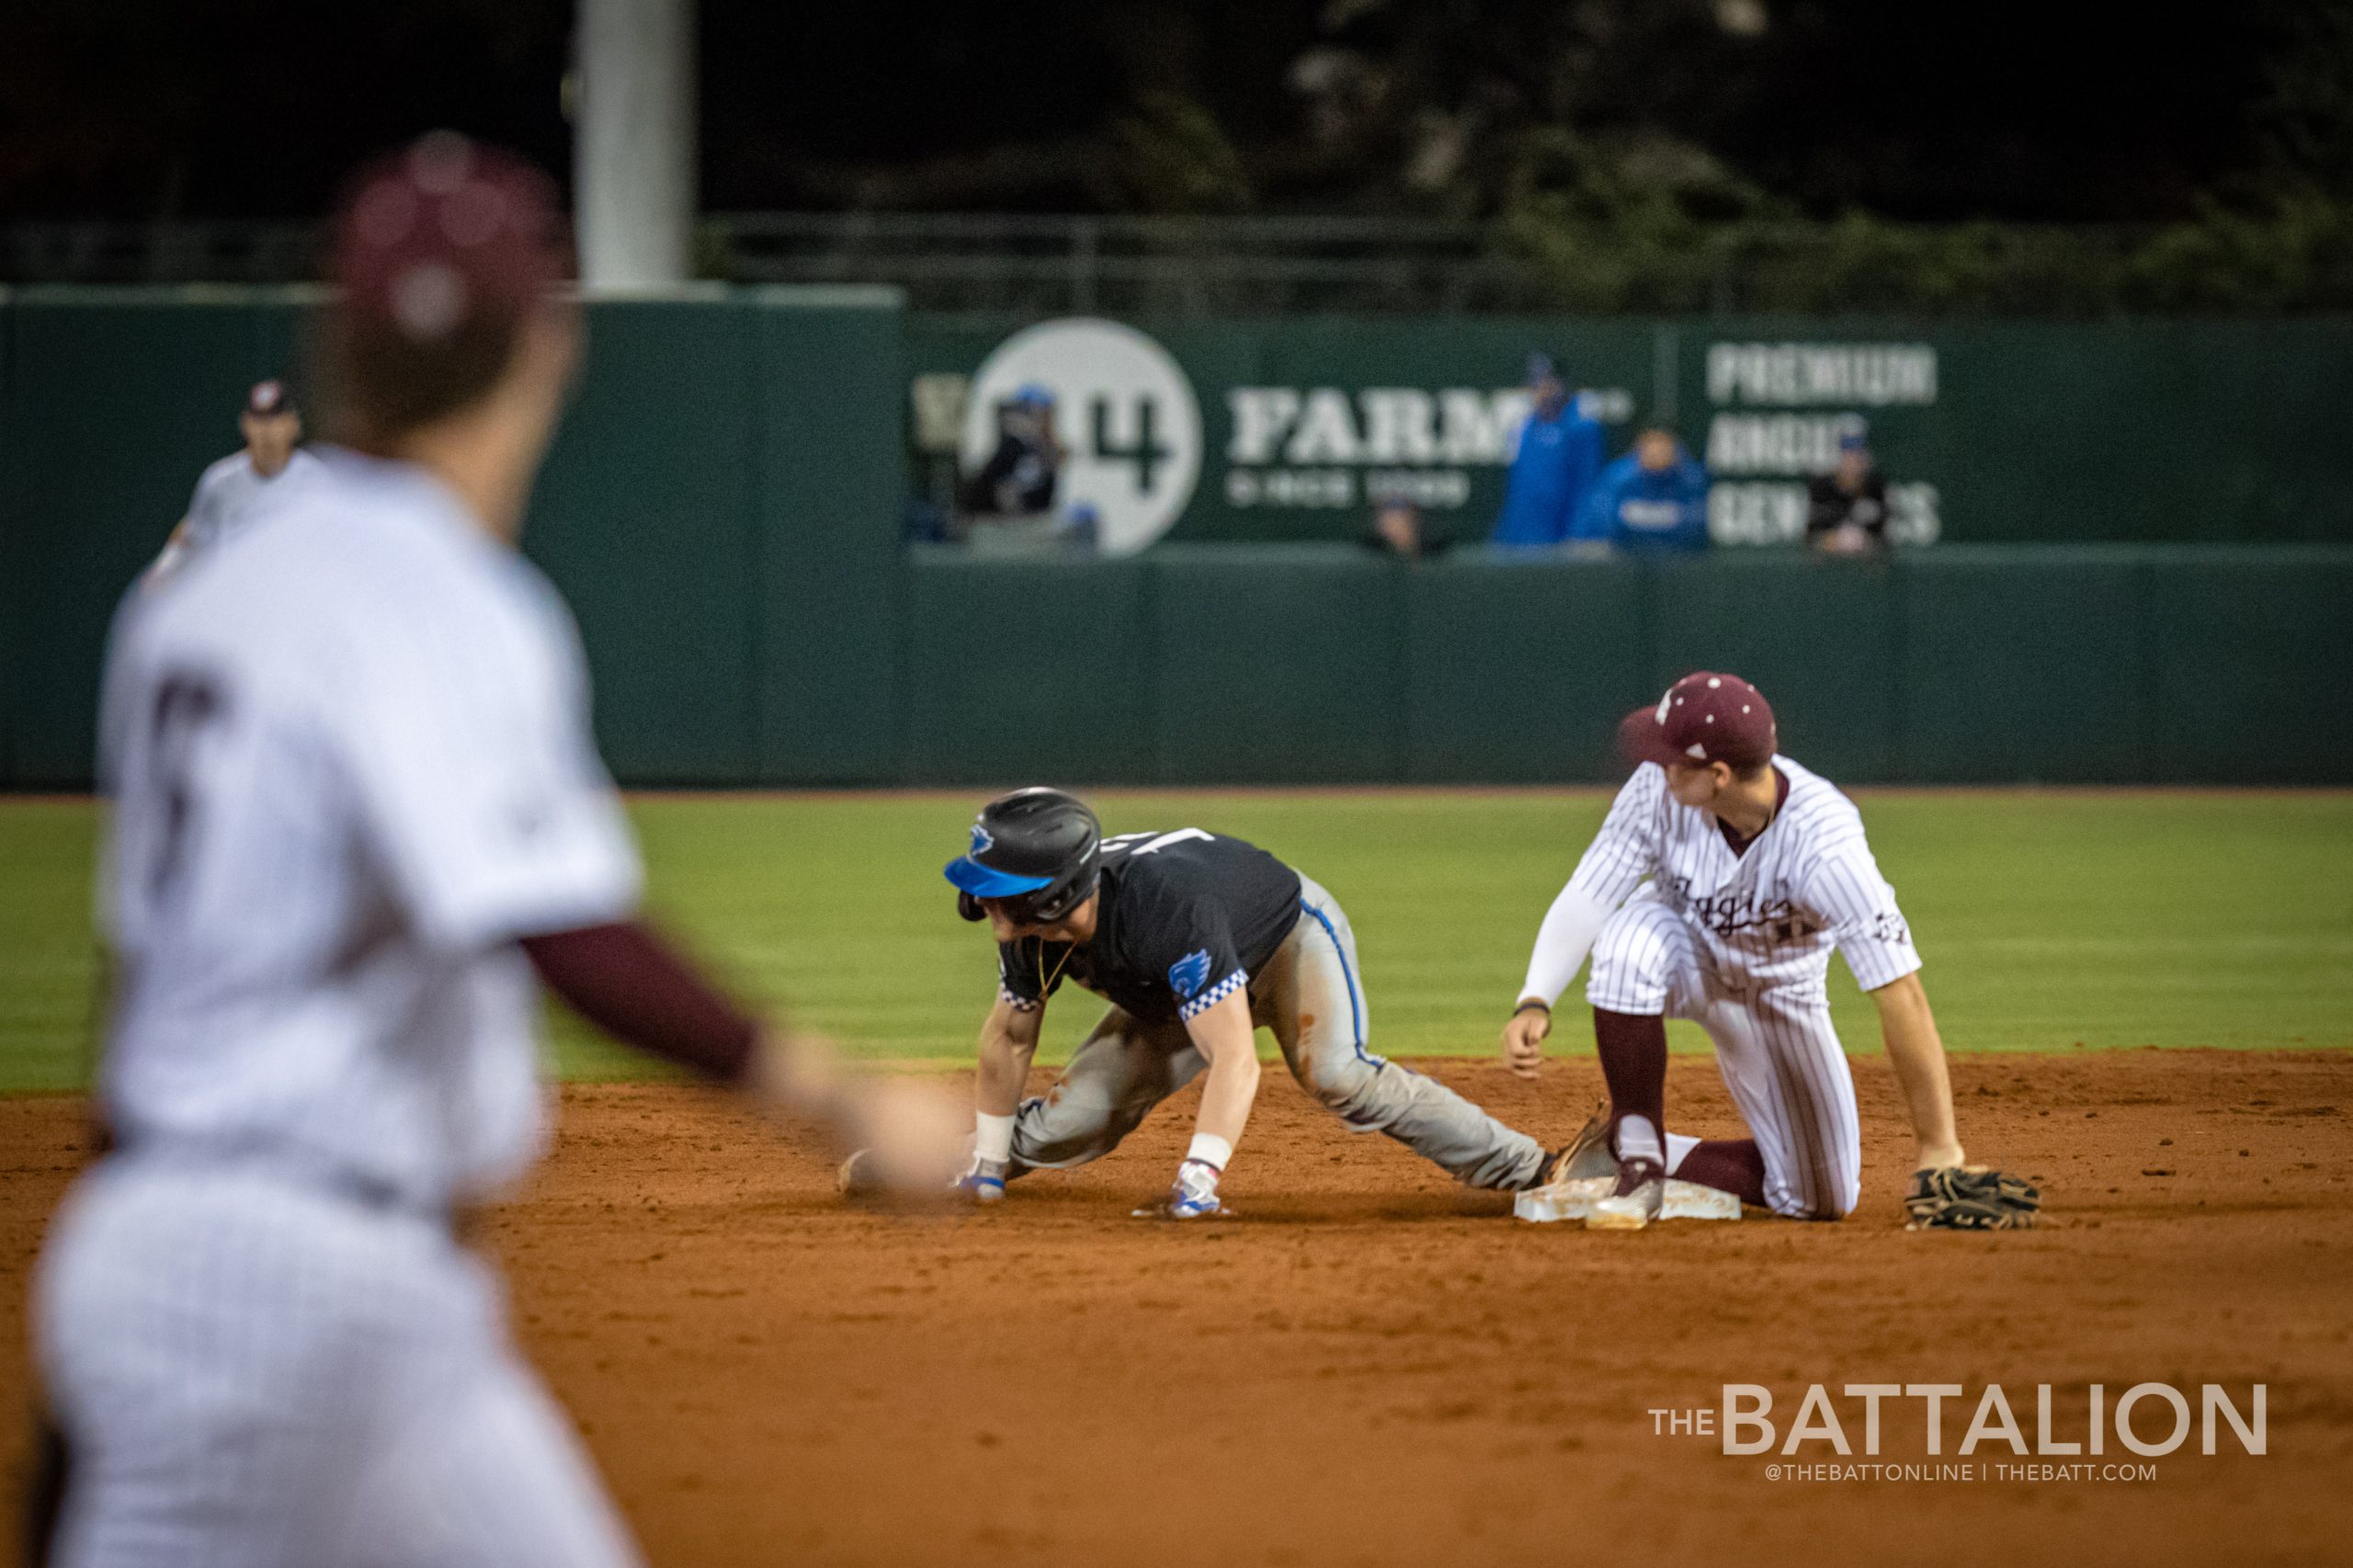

{"left": 1186, "top": 994, "right": 1261, "bottom": 1157}
{"left": 1871, "top": 972, "right": 1964, "bottom": 1168}
{"left": 973, "top": 1004, "right": 1039, "bottom": 1118}
{"left": 948, "top": 1004, "right": 1041, "bottom": 1199}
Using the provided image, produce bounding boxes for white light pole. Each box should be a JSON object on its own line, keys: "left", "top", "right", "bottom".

{"left": 574, "top": 0, "right": 697, "bottom": 291}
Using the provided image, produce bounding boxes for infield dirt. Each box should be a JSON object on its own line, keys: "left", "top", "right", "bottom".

{"left": 4, "top": 1050, "right": 2348, "bottom": 1567}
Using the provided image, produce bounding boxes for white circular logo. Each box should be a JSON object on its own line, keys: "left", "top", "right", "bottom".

{"left": 962, "top": 318, "right": 1201, "bottom": 555}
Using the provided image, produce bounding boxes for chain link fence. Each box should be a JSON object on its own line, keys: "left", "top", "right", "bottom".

{"left": 8, "top": 210, "right": 2347, "bottom": 314}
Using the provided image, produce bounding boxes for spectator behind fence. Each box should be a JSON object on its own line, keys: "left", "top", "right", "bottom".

{"left": 1808, "top": 427, "right": 1890, "bottom": 556}
{"left": 1362, "top": 491, "right": 1450, "bottom": 561}
{"left": 959, "top": 382, "right": 1063, "bottom": 523}
{"left": 1490, "top": 352, "right": 1602, "bottom": 550}
{"left": 1577, "top": 426, "right": 1710, "bottom": 552}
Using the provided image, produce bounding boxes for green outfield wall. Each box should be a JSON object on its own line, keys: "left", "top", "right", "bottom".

{"left": 4, "top": 290, "right": 2348, "bottom": 790}
{"left": 909, "top": 314, "right": 2353, "bottom": 551}
{"left": 900, "top": 544, "right": 2353, "bottom": 787}
{"left": 0, "top": 286, "right": 907, "bottom": 790}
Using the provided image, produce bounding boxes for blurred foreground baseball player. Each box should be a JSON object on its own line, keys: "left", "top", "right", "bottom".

{"left": 1503, "top": 673, "right": 2035, "bottom": 1230}
{"left": 142, "top": 379, "right": 324, "bottom": 588}
{"left": 32, "top": 134, "right": 961, "bottom": 1568}
{"left": 847, "top": 789, "right": 1570, "bottom": 1218}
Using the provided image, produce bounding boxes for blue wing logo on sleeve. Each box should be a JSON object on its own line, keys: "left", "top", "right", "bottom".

{"left": 1167, "top": 949, "right": 1213, "bottom": 999}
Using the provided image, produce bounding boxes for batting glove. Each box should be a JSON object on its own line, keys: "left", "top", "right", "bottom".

{"left": 1133, "top": 1156, "right": 1228, "bottom": 1220}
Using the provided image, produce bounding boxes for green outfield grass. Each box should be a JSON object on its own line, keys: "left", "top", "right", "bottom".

{"left": 2, "top": 790, "right": 2348, "bottom": 1092}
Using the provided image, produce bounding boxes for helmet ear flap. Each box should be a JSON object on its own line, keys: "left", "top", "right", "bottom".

{"left": 957, "top": 891, "right": 986, "bottom": 923}
{"left": 1028, "top": 861, "right": 1100, "bottom": 924}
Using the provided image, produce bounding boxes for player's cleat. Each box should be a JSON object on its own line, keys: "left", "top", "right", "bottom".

{"left": 953, "top": 1156, "right": 1008, "bottom": 1203}
{"left": 1587, "top": 1156, "right": 1665, "bottom": 1231}
{"left": 1131, "top": 1187, "right": 1231, "bottom": 1220}
{"left": 1529, "top": 1101, "right": 1616, "bottom": 1188}
{"left": 1133, "top": 1157, "right": 1230, "bottom": 1220}
{"left": 835, "top": 1148, "right": 879, "bottom": 1197}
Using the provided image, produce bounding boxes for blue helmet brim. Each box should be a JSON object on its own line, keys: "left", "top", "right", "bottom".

{"left": 944, "top": 857, "right": 1055, "bottom": 898}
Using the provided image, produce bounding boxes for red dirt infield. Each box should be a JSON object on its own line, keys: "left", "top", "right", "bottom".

{"left": 4, "top": 1050, "right": 2348, "bottom": 1567}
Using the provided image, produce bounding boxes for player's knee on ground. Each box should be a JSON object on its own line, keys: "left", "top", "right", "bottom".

{"left": 1585, "top": 903, "right": 1685, "bottom": 1015}
{"left": 1767, "top": 1171, "right": 1860, "bottom": 1221}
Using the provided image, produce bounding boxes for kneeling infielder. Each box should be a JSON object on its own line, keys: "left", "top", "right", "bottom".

{"left": 1503, "top": 671, "right": 2028, "bottom": 1230}
{"left": 910, "top": 788, "right": 1568, "bottom": 1218}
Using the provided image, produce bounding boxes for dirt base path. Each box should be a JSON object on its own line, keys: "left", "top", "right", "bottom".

{"left": 4, "top": 1051, "right": 2349, "bottom": 1567}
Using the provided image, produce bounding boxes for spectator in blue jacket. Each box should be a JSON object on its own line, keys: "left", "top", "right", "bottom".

{"left": 1577, "top": 426, "right": 1711, "bottom": 552}
{"left": 1491, "top": 353, "right": 1604, "bottom": 548}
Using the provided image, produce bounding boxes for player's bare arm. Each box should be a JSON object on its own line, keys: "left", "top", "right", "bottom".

{"left": 950, "top": 994, "right": 1046, "bottom": 1200}
{"left": 1165, "top": 987, "right": 1260, "bottom": 1212}
{"left": 974, "top": 993, "right": 1045, "bottom": 1119}
{"left": 1869, "top": 971, "right": 1965, "bottom": 1171}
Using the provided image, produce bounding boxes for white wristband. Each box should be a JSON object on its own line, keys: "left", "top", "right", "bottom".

{"left": 1186, "top": 1132, "right": 1233, "bottom": 1172}
{"left": 974, "top": 1111, "right": 1016, "bottom": 1164}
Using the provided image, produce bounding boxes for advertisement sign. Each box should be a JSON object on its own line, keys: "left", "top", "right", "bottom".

{"left": 914, "top": 315, "right": 2353, "bottom": 549}
{"left": 912, "top": 317, "right": 1653, "bottom": 548}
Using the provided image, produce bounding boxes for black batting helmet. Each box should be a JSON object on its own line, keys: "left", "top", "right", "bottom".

{"left": 943, "top": 788, "right": 1103, "bottom": 925}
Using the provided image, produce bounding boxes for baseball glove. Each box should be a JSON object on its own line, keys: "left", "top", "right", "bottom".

{"left": 1904, "top": 1165, "right": 2040, "bottom": 1231}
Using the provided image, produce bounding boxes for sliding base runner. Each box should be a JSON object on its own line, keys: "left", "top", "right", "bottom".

{"left": 865, "top": 788, "right": 1582, "bottom": 1218}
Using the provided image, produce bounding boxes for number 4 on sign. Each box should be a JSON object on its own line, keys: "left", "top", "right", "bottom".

{"left": 1092, "top": 395, "right": 1173, "bottom": 494}
{"left": 1104, "top": 829, "right": 1211, "bottom": 858}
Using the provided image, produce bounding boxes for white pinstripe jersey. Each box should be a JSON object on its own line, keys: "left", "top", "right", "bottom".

{"left": 181, "top": 448, "right": 327, "bottom": 554}
{"left": 1567, "top": 757, "right": 1920, "bottom": 998}
{"left": 97, "top": 449, "right": 640, "bottom": 1208}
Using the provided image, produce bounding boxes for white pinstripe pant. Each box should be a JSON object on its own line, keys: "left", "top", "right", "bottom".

{"left": 35, "top": 1159, "right": 641, "bottom": 1568}
{"left": 1586, "top": 894, "right": 1861, "bottom": 1219}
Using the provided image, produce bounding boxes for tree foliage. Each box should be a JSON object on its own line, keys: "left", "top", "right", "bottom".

{"left": 6, "top": 0, "right": 2353, "bottom": 310}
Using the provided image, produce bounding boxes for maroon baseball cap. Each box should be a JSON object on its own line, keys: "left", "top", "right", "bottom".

{"left": 1618, "top": 672, "right": 1779, "bottom": 771}
{"left": 330, "top": 131, "right": 567, "bottom": 345}
{"left": 244, "top": 379, "right": 296, "bottom": 416}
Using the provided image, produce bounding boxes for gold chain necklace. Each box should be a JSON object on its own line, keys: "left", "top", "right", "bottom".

{"left": 1036, "top": 936, "right": 1076, "bottom": 998}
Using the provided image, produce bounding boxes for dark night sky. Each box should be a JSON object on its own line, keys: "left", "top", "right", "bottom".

{"left": 0, "top": 0, "right": 2318, "bottom": 223}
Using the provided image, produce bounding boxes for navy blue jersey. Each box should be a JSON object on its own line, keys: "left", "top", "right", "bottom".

{"left": 996, "top": 829, "right": 1302, "bottom": 1024}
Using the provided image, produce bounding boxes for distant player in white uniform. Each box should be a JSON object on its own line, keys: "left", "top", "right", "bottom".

{"left": 142, "top": 379, "right": 325, "bottom": 587}
{"left": 1501, "top": 671, "right": 1974, "bottom": 1229}
{"left": 31, "top": 134, "right": 960, "bottom": 1568}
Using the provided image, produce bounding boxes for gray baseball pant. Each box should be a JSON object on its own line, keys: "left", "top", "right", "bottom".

{"left": 1009, "top": 875, "right": 1545, "bottom": 1190}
